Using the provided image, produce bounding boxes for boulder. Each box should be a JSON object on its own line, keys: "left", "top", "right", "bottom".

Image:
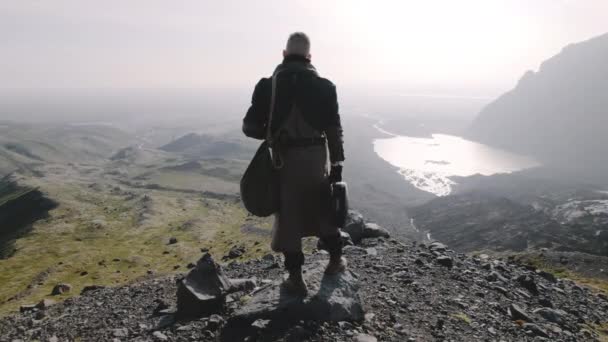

{"left": 362, "top": 223, "right": 390, "bottom": 239}
{"left": 436, "top": 256, "right": 453, "bottom": 268}
{"left": 365, "top": 248, "right": 378, "bottom": 256}
{"left": 508, "top": 304, "right": 533, "bottom": 322}
{"left": 343, "top": 210, "right": 365, "bottom": 243}
{"left": 251, "top": 319, "right": 271, "bottom": 331}
{"left": 207, "top": 314, "right": 225, "bottom": 330}
{"left": 36, "top": 299, "right": 56, "bottom": 310}
{"left": 354, "top": 334, "right": 378, "bottom": 342}
{"left": 429, "top": 242, "right": 447, "bottom": 252}
{"left": 517, "top": 275, "right": 539, "bottom": 296}
{"left": 533, "top": 307, "right": 566, "bottom": 324}
{"left": 227, "top": 261, "right": 364, "bottom": 329}
{"left": 152, "top": 331, "right": 168, "bottom": 341}
{"left": 176, "top": 253, "right": 232, "bottom": 318}
{"left": 51, "top": 283, "right": 72, "bottom": 295}
{"left": 81, "top": 285, "right": 105, "bottom": 295}
{"left": 343, "top": 211, "right": 391, "bottom": 243}
{"left": 522, "top": 323, "right": 549, "bottom": 338}
{"left": 19, "top": 304, "right": 36, "bottom": 313}
{"left": 224, "top": 245, "right": 246, "bottom": 260}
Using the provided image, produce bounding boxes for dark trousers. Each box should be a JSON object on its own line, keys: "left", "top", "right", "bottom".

{"left": 284, "top": 234, "right": 343, "bottom": 271}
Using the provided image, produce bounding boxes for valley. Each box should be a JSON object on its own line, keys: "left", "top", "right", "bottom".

{"left": 0, "top": 122, "right": 273, "bottom": 315}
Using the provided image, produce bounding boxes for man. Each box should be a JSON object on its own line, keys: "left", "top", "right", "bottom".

{"left": 242, "top": 32, "right": 346, "bottom": 295}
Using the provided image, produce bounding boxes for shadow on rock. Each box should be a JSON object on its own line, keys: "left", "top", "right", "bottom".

{"left": 221, "top": 261, "right": 364, "bottom": 341}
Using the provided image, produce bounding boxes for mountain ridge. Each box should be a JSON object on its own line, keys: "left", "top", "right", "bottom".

{"left": 467, "top": 32, "right": 608, "bottom": 180}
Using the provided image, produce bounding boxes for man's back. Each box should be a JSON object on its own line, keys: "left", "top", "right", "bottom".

{"left": 243, "top": 54, "right": 339, "bottom": 141}
{"left": 241, "top": 32, "right": 347, "bottom": 296}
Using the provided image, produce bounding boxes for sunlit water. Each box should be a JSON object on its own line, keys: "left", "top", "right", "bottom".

{"left": 373, "top": 129, "right": 540, "bottom": 196}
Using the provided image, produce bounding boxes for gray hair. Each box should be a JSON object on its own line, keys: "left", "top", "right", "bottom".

{"left": 285, "top": 32, "right": 310, "bottom": 56}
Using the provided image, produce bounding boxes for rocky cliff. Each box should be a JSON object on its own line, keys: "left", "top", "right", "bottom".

{"left": 467, "top": 33, "right": 608, "bottom": 180}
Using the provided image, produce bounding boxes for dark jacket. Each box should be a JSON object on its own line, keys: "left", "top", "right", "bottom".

{"left": 243, "top": 55, "right": 345, "bottom": 163}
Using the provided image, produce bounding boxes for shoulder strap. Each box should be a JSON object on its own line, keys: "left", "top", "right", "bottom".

{"left": 265, "top": 73, "right": 279, "bottom": 144}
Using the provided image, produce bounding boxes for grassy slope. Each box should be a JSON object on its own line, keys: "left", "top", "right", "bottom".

{"left": 0, "top": 171, "right": 273, "bottom": 316}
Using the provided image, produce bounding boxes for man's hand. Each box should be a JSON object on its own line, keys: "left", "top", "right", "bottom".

{"left": 329, "top": 164, "right": 343, "bottom": 183}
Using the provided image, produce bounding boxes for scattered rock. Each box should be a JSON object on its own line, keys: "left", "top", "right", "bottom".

{"left": 436, "top": 256, "right": 453, "bottom": 268}
{"left": 51, "top": 283, "right": 72, "bottom": 296}
{"left": 522, "top": 323, "right": 549, "bottom": 338}
{"left": 91, "top": 219, "right": 106, "bottom": 229}
{"left": 19, "top": 304, "right": 36, "bottom": 313}
{"left": 429, "top": 242, "right": 447, "bottom": 252}
{"left": 262, "top": 253, "right": 275, "bottom": 262}
{"left": 517, "top": 275, "right": 539, "bottom": 295}
{"left": 176, "top": 253, "right": 232, "bottom": 318}
{"left": 156, "top": 314, "right": 175, "bottom": 330}
{"left": 168, "top": 237, "right": 178, "bottom": 245}
{"left": 362, "top": 223, "right": 390, "bottom": 239}
{"left": 354, "top": 333, "right": 378, "bottom": 342}
{"left": 81, "top": 285, "right": 105, "bottom": 295}
{"left": 251, "top": 318, "right": 270, "bottom": 331}
{"left": 152, "top": 331, "right": 168, "bottom": 341}
{"left": 365, "top": 248, "right": 378, "bottom": 256}
{"left": 225, "top": 245, "right": 246, "bottom": 259}
{"left": 207, "top": 314, "right": 224, "bottom": 330}
{"left": 35, "top": 299, "right": 56, "bottom": 310}
{"left": 112, "top": 328, "right": 129, "bottom": 338}
{"left": 533, "top": 307, "right": 566, "bottom": 324}
{"left": 343, "top": 210, "right": 365, "bottom": 243}
{"left": 486, "top": 271, "right": 508, "bottom": 283}
{"left": 509, "top": 304, "right": 533, "bottom": 322}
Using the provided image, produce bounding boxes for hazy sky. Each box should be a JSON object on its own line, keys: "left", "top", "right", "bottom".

{"left": 1, "top": 0, "right": 607, "bottom": 96}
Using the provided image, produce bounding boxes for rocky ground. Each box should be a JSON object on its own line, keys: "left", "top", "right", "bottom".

{"left": 1, "top": 231, "right": 607, "bottom": 342}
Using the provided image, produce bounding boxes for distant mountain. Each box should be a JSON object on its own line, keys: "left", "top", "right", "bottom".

{"left": 467, "top": 33, "right": 608, "bottom": 180}
{"left": 0, "top": 122, "right": 133, "bottom": 175}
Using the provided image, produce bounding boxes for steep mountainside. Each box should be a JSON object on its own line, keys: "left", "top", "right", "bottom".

{"left": 467, "top": 33, "right": 608, "bottom": 179}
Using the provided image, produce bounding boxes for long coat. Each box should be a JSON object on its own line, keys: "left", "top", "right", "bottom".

{"left": 242, "top": 55, "right": 345, "bottom": 253}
